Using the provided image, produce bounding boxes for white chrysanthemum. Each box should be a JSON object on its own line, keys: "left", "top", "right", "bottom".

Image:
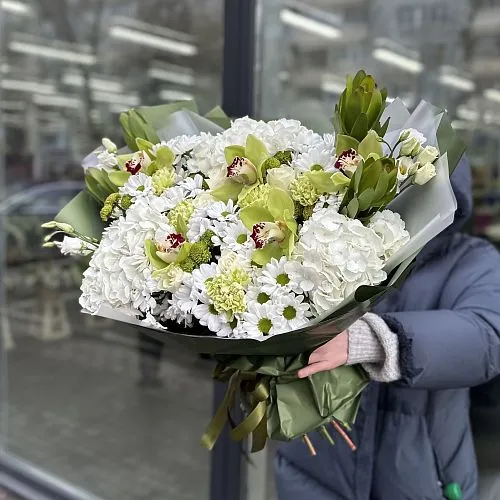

{"left": 191, "top": 262, "right": 219, "bottom": 301}
{"left": 153, "top": 135, "right": 204, "bottom": 157}
{"left": 295, "top": 207, "right": 387, "bottom": 314}
{"left": 257, "top": 257, "right": 299, "bottom": 295}
{"left": 368, "top": 210, "right": 410, "bottom": 260}
{"left": 79, "top": 197, "right": 170, "bottom": 315}
{"left": 192, "top": 296, "right": 233, "bottom": 337}
{"left": 292, "top": 143, "right": 337, "bottom": 173}
{"left": 220, "top": 220, "right": 254, "bottom": 252}
{"left": 187, "top": 200, "right": 237, "bottom": 242}
{"left": 274, "top": 292, "right": 312, "bottom": 331}
{"left": 119, "top": 172, "right": 155, "bottom": 198}
{"left": 234, "top": 303, "right": 286, "bottom": 339}
{"left": 314, "top": 193, "right": 343, "bottom": 213}
{"left": 177, "top": 174, "right": 205, "bottom": 198}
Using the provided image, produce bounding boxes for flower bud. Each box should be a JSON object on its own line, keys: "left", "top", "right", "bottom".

{"left": 102, "top": 137, "right": 117, "bottom": 153}
{"left": 226, "top": 156, "right": 258, "bottom": 185}
{"left": 416, "top": 145, "right": 439, "bottom": 165}
{"left": 397, "top": 156, "right": 419, "bottom": 177}
{"left": 41, "top": 221, "right": 58, "bottom": 229}
{"left": 413, "top": 162, "right": 437, "bottom": 185}
{"left": 266, "top": 165, "right": 296, "bottom": 191}
{"left": 399, "top": 128, "right": 426, "bottom": 157}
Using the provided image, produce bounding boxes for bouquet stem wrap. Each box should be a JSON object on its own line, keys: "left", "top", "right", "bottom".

{"left": 202, "top": 355, "right": 369, "bottom": 452}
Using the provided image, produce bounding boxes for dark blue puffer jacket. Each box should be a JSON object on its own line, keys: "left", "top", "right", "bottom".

{"left": 275, "top": 158, "right": 500, "bottom": 500}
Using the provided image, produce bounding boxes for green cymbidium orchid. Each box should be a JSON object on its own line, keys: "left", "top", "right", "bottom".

{"left": 239, "top": 188, "right": 297, "bottom": 266}
{"left": 211, "top": 134, "right": 273, "bottom": 203}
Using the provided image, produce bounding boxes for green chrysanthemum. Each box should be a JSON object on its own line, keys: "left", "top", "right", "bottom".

{"left": 168, "top": 200, "right": 195, "bottom": 233}
{"left": 302, "top": 204, "right": 315, "bottom": 220}
{"left": 100, "top": 192, "right": 120, "bottom": 221}
{"left": 289, "top": 174, "right": 320, "bottom": 207}
{"left": 273, "top": 150, "right": 292, "bottom": 165}
{"left": 261, "top": 157, "right": 281, "bottom": 177}
{"left": 189, "top": 241, "right": 212, "bottom": 266}
{"left": 205, "top": 275, "right": 247, "bottom": 316}
{"left": 238, "top": 184, "right": 272, "bottom": 209}
{"left": 200, "top": 230, "right": 215, "bottom": 248}
{"left": 120, "top": 194, "right": 133, "bottom": 210}
{"left": 152, "top": 166, "right": 176, "bottom": 195}
{"left": 179, "top": 257, "right": 196, "bottom": 273}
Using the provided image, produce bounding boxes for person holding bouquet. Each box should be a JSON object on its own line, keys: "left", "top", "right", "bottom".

{"left": 276, "top": 157, "right": 500, "bottom": 500}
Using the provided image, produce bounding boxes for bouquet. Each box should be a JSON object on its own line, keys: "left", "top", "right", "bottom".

{"left": 43, "top": 71, "right": 464, "bottom": 453}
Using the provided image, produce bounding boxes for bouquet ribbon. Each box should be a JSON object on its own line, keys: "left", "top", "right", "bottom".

{"left": 201, "top": 355, "right": 370, "bottom": 452}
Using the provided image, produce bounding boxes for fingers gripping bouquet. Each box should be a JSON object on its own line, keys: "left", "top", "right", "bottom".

{"left": 43, "top": 71, "right": 464, "bottom": 453}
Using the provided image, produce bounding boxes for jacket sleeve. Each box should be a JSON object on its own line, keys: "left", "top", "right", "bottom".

{"left": 382, "top": 240, "right": 500, "bottom": 390}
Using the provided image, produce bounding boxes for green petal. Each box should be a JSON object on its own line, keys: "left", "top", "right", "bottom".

{"left": 239, "top": 205, "right": 274, "bottom": 230}
{"left": 211, "top": 181, "right": 244, "bottom": 203}
{"left": 252, "top": 244, "right": 283, "bottom": 266}
{"left": 108, "top": 170, "right": 131, "bottom": 188}
{"left": 224, "top": 145, "right": 246, "bottom": 165}
{"left": 155, "top": 146, "right": 175, "bottom": 167}
{"left": 331, "top": 172, "right": 351, "bottom": 191}
{"left": 145, "top": 239, "right": 168, "bottom": 270}
{"left": 267, "top": 188, "right": 294, "bottom": 220}
{"left": 335, "top": 134, "right": 359, "bottom": 156}
{"left": 136, "top": 138, "right": 154, "bottom": 153}
{"left": 175, "top": 242, "right": 192, "bottom": 263}
{"left": 358, "top": 130, "right": 383, "bottom": 159}
{"left": 116, "top": 153, "right": 134, "bottom": 168}
{"left": 245, "top": 134, "right": 268, "bottom": 168}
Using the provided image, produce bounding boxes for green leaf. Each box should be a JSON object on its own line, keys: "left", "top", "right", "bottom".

{"left": 347, "top": 197, "right": 359, "bottom": 218}
{"left": 267, "top": 188, "right": 295, "bottom": 220}
{"left": 252, "top": 244, "right": 283, "bottom": 266}
{"left": 224, "top": 145, "right": 246, "bottom": 165}
{"left": 245, "top": 134, "right": 269, "bottom": 168}
{"left": 360, "top": 160, "right": 382, "bottom": 192}
{"left": 377, "top": 116, "right": 391, "bottom": 138}
{"left": 358, "top": 130, "right": 383, "bottom": 159}
{"left": 119, "top": 113, "right": 136, "bottom": 151}
{"left": 350, "top": 113, "right": 368, "bottom": 142}
{"left": 345, "top": 90, "right": 363, "bottom": 132}
{"left": 335, "top": 134, "right": 359, "bottom": 156}
{"left": 239, "top": 205, "right": 274, "bottom": 231}
{"left": 87, "top": 167, "right": 117, "bottom": 194}
{"left": 366, "top": 89, "right": 383, "bottom": 128}
{"left": 55, "top": 190, "right": 105, "bottom": 241}
{"left": 373, "top": 171, "right": 389, "bottom": 201}
{"left": 155, "top": 146, "right": 175, "bottom": 167}
{"left": 85, "top": 176, "right": 107, "bottom": 203}
{"left": 108, "top": 170, "right": 131, "bottom": 188}
{"left": 357, "top": 187, "right": 375, "bottom": 211}
{"left": 352, "top": 69, "right": 367, "bottom": 88}
{"left": 145, "top": 239, "right": 168, "bottom": 270}
{"left": 353, "top": 159, "right": 364, "bottom": 192}
{"left": 211, "top": 181, "right": 243, "bottom": 203}
{"left": 128, "top": 112, "right": 148, "bottom": 144}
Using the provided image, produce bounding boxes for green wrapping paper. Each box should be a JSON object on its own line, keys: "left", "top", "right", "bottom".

{"left": 201, "top": 355, "right": 368, "bottom": 452}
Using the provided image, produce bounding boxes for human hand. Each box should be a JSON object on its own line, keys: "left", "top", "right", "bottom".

{"left": 297, "top": 331, "right": 348, "bottom": 378}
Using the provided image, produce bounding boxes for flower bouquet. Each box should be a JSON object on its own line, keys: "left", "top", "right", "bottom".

{"left": 43, "top": 70, "right": 464, "bottom": 453}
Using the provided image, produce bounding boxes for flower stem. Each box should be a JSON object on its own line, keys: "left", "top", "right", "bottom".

{"left": 331, "top": 420, "right": 356, "bottom": 451}
{"left": 302, "top": 434, "right": 317, "bottom": 456}
{"left": 319, "top": 426, "right": 335, "bottom": 446}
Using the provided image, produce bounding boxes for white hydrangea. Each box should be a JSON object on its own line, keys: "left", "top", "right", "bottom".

{"left": 293, "top": 208, "right": 387, "bottom": 314}
{"left": 79, "top": 196, "right": 170, "bottom": 315}
{"left": 368, "top": 210, "right": 410, "bottom": 259}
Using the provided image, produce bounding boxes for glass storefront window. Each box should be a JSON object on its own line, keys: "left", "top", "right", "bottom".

{"left": 0, "top": 1, "right": 223, "bottom": 499}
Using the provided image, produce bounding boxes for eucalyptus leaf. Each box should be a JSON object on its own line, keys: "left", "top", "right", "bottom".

{"left": 347, "top": 198, "right": 359, "bottom": 218}
{"left": 357, "top": 188, "right": 375, "bottom": 211}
